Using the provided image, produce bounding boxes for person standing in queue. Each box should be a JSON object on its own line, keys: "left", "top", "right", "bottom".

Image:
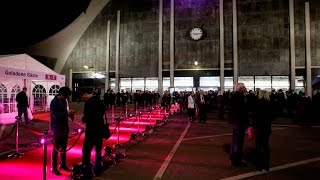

{"left": 16, "top": 87, "right": 30, "bottom": 125}
{"left": 252, "top": 90, "right": 275, "bottom": 171}
{"left": 81, "top": 89, "right": 106, "bottom": 177}
{"left": 229, "top": 83, "right": 249, "bottom": 167}
{"left": 50, "top": 86, "right": 73, "bottom": 175}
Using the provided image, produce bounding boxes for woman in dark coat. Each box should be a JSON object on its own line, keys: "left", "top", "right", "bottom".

{"left": 253, "top": 90, "right": 275, "bottom": 171}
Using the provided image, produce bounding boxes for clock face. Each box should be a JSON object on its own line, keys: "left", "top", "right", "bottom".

{"left": 190, "top": 28, "right": 203, "bottom": 40}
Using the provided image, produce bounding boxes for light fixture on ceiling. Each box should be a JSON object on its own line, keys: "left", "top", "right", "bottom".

{"left": 194, "top": 61, "right": 198, "bottom": 66}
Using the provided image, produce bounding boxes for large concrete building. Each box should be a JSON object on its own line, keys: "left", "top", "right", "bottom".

{"left": 27, "top": 0, "right": 320, "bottom": 96}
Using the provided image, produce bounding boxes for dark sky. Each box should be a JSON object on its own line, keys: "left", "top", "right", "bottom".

{"left": 0, "top": 0, "right": 91, "bottom": 54}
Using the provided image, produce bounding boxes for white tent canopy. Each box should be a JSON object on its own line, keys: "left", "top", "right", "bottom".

{"left": 0, "top": 54, "right": 65, "bottom": 124}
{"left": 0, "top": 53, "right": 65, "bottom": 82}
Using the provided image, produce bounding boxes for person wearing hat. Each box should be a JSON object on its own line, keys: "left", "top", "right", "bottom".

{"left": 49, "top": 86, "right": 74, "bottom": 175}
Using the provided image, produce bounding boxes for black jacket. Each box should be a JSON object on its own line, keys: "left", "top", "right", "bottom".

{"left": 229, "top": 91, "right": 249, "bottom": 129}
{"left": 50, "top": 95, "right": 69, "bottom": 137}
{"left": 82, "top": 95, "right": 105, "bottom": 136}
{"left": 253, "top": 99, "right": 275, "bottom": 134}
{"left": 16, "top": 91, "right": 28, "bottom": 107}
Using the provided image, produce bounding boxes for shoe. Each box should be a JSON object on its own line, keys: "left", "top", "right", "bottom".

{"left": 51, "top": 169, "right": 61, "bottom": 175}
{"left": 59, "top": 165, "right": 72, "bottom": 172}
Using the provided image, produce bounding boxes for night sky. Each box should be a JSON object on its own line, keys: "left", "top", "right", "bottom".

{"left": 0, "top": 0, "right": 91, "bottom": 54}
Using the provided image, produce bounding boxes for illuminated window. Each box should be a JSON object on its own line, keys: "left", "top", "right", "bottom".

{"left": 200, "top": 77, "right": 220, "bottom": 87}
{"left": 238, "top": 76, "right": 254, "bottom": 90}
{"left": 255, "top": 76, "right": 271, "bottom": 91}
{"left": 225, "top": 77, "right": 234, "bottom": 91}
{"left": 272, "top": 76, "right": 289, "bottom": 91}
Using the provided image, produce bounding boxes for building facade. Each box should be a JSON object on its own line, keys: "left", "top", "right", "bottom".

{"left": 61, "top": 0, "right": 320, "bottom": 95}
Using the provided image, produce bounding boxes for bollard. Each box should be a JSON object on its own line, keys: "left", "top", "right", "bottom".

{"left": 8, "top": 117, "right": 24, "bottom": 158}
{"left": 111, "top": 105, "right": 115, "bottom": 123}
{"left": 42, "top": 130, "right": 48, "bottom": 180}
{"left": 125, "top": 103, "right": 128, "bottom": 118}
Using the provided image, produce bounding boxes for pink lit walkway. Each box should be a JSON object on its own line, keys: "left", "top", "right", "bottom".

{"left": 0, "top": 109, "right": 170, "bottom": 180}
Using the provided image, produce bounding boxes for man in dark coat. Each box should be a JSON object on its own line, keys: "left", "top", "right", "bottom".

{"left": 16, "top": 87, "right": 29, "bottom": 125}
{"left": 50, "top": 86, "right": 73, "bottom": 175}
{"left": 197, "top": 90, "right": 207, "bottom": 123}
{"left": 81, "top": 90, "right": 106, "bottom": 176}
{"left": 229, "top": 83, "right": 249, "bottom": 167}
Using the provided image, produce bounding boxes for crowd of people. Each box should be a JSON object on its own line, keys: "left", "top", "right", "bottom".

{"left": 47, "top": 85, "right": 320, "bottom": 177}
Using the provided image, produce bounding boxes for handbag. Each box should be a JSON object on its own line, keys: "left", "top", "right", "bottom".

{"left": 103, "top": 112, "right": 111, "bottom": 139}
{"left": 27, "top": 107, "right": 33, "bottom": 120}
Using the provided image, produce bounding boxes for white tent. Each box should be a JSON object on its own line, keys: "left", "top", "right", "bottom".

{"left": 0, "top": 53, "right": 65, "bottom": 124}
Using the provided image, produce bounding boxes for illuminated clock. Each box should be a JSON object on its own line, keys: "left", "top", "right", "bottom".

{"left": 190, "top": 27, "right": 203, "bottom": 41}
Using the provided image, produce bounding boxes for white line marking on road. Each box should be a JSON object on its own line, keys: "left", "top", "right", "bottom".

{"left": 153, "top": 123, "right": 191, "bottom": 180}
{"left": 273, "top": 124, "right": 320, "bottom": 128}
{"left": 182, "top": 127, "right": 287, "bottom": 141}
{"left": 220, "top": 157, "right": 320, "bottom": 180}
{"left": 183, "top": 133, "right": 233, "bottom": 141}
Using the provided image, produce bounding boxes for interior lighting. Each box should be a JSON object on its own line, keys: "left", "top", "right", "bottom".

{"left": 194, "top": 61, "right": 198, "bottom": 66}
{"left": 84, "top": 65, "right": 89, "bottom": 69}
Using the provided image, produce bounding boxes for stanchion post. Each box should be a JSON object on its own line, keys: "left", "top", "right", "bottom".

{"left": 125, "top": 103, "right": 128, "bottom": 118}
{"left": 137, "top": 111, "right": 141, "bottom": 135}
{"left": 8, "top": 117, "right": 24, "bottom": 158}
{"left": 115, "top": 117, "right": 121, "bottom": 147}
{"left": 112, "top": 105, "right": 115, "bottom": 123}
{"left": 42, "top": 130, "right": 48, "bottom": 180}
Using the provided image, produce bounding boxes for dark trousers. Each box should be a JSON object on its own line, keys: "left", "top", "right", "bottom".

{"left": 51, "top": 135, "right": 68, "bottom": 169}
{"left": 82, "top": 134, "right": 103, "bottom": 168}
{"left": 230, "top": 128, "right": 246, "bottom": 164}
{"left": 198, "top": 104, "right": 206, "bottom": 123}
{"left": 255, "top": 132, "right": 270, "bottom": 170}
{"left": 18, "top": 105, "right": 29, "bottom": 124}
{"left": 187, "top": 108, "right": 195, "bottom": 121}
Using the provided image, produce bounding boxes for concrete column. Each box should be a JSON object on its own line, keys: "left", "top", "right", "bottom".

{"left": 105, "top": 20, "right": 111, "bottom": 91}
{"left": 170, "top": 0, "right": 175, "bottom": 88}
{"left": 68, "top": 68, "right": 73, "bottom": 89}
{"left": 115, "top": 10, "right": 120, "bottom": 93}
{"left": 68, "top": 68, "right": 73, "bottom": 101}
{"left": 232, "top": 0, "right": 238, "bottom": 90}
{"left": 289, "top": 0, "right": 296, "bottom": 90}
{"left": 219, "top": 0, "right": 225, "bottom": 92}
{"left": 158, "top": 0, "right": 163, "bottom": 96}
{"left": 305, "top": 2, "right": 312, "bottom": 96}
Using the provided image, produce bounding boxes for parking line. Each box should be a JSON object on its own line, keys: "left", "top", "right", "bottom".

{"left": 220, "top": 157, "right": 320, "bottom": 180}
{"left": 183, "top": 127, "right": 287, "bottom": 141}
{"left": 153, "top": 123, "right": 191, "bottom": 180}
{"left": 183, "top": 133, "right": 232, "bottom": 141}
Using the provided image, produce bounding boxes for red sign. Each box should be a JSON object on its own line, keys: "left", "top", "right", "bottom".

{"left": 45, "top": 74, "right": 57, "bottom": 80}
